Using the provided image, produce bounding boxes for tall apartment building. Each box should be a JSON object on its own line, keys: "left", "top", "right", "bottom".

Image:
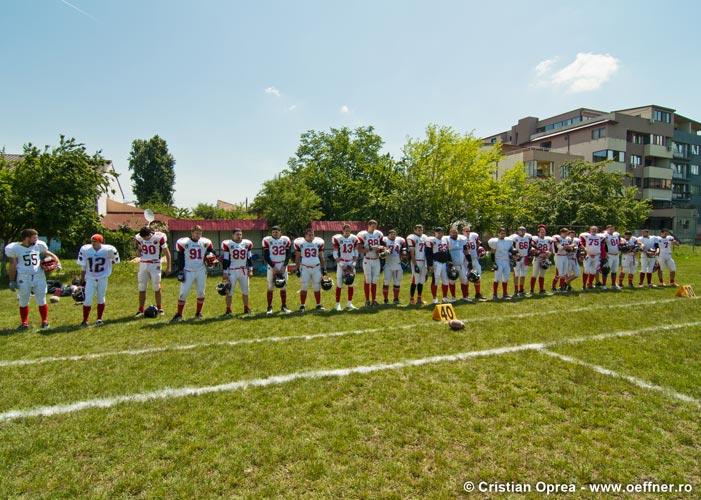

{"left": 483, "top": 105, "right": 701, "bottom": 241}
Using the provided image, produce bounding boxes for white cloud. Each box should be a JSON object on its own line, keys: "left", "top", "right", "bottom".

{"left": 287, "top": 104, "right": 297, "bottom": 111}
{"left": 340, "top": 105, "right": 350, "bottom": 114}
{"left": 534, "top": 53, "right": 620, "bottom": 93}
{"left": 264, "top": 86, "right": 281, "bottom": 97}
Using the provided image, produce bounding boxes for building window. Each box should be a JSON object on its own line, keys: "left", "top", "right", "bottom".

{"left": 535, "top": 116, "right": 583, "bottom": 134}
{"left": 593, "top": 150, "right": 625, "bottom": 162}
{"left": 630, "top": 154, "right": 642, "bottom": 166}
{"left": 560, "top": 164, "right": 571, "bottom": 178}
{"left": 691, "top": 144, "right": 700, "bottom": 155}
{"left": 628, "top": 132, "right": 645, "bottom": 144}
{"left": 673, "top": 142, "right": 688, "bottom": 157}
{"left": 672, "top": 163, "right": 686, "bottom": 178}
{"left": 525, "top": 160, "right": 553, "bottom": 178}
{"left": 652, "top": 110, "right": 672, "bottom": 123}
{"left": 540, "top": 141, "right": 551, "bottom": 149}
{"left": 649, "top": 134, "right": 667, "bottom": 146}
{"left": 591, "top": 127, "right": 606, "bottom": 140}
{"left": 643, "top": 178, "right": 672, "bottom": 190}
{"left": 692, "top": 184, "right": 701, "bottom": 195}
{"left": 691, "top": 164, "right": 700, "bottom": 175}
{"left": 490, "top": 137, "right": 497, "bottom": 144}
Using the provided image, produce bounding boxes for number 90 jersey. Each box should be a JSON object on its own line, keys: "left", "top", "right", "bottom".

{"left": 135, "top": 231, "right": 167, "bottom": 263}
{"left": 78, "top": 244, "right": 120, "bottom": 279}
{"left": 176, "top": 237, "right": 214, "bottom": 272}
{"left": 294, "top": 237, "right": 325, "bottom": 267}
{"left": 4, "top": 241, "right": 48, "bottom": 275}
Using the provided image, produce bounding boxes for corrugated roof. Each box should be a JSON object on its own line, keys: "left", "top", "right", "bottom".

{"left": 101, "top": 213, "right": 173, "bottom": 230}
{"left": 311, "top": 221, "right": 366, "bottom": 232}
{"left": 167, "top": 219, "right": 268, "bottom": 231}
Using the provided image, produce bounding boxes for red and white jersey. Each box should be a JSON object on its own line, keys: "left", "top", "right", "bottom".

{"left": 4, "top": 240, "right": 48, "bottom": 275}
{"left": 446, "top": 235, "right": 468, "bottom": 264}
{"left": 579, "top": 232, "right": 605, "bottom": 256}
{"left": 78, "top": 244, "right": 120, "bottom": 279}
{"left": 135, "top": 231, "right": 167, "bottom": 263}
{"left": 221, "top": 239, "right": 253, "bottom": 269}
{"left": 176, "top": 237, "right": 213, "bottom": 272}
{"left": 602, "top": 232, "right": 621, "bottom": 255}
{"left": 532, "top": 235, "right": 553, "bottom": 255}
{"left": 488, "top": 237, "right": 515, "bottom": 261}
{"left": 568, "top": 237, "right": 581, "bottom": 259}
{"left": 639, "top": 235, "right": 657, "bottom": 253}
{"left": 427, "top": 236, "right": 449, "bottom": 256}
{"left": 382, "top": 236, "right": 406, "bottom": 265}
{"left": 552, "top": 235, "right": 574, "bottom": 256}
{"left": 332, "top": 234, "right": 359, "bottom": 263}
{"left": 294, "top": 237, "right": 324, "bottom": 267}
{"left": 463, "top": 232, "right": 481, "bottom": 258}
{"left": 262, "top": 235, "right": 292, "bottom": 265}
{"left": 357, "top": 230, "right": 384, "bottom": 259}
{"left": 511, "top": 233, "right": 532, "bottom": 257}
{"left": 658, "top": 235, "right": 675, "bottom": 256}
{"left": 406, "top": 233, "right": 428, "bottom": 262}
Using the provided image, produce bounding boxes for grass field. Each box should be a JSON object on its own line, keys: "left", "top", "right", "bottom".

{"left": 0, "top": 247, "right": 700, "bottom": 497}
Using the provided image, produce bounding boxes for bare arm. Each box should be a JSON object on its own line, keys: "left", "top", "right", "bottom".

{"left": 163, "top": 247, "right": 172, "bottom": 273}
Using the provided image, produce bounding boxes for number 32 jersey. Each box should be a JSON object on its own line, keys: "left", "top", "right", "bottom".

{"left": 78, "top": 244, "right": 120, "bottom": 279}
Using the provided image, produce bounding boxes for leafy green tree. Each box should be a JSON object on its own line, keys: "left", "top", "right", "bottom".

{"left": 128, "top": 135, "right": 176, "bottom": 205}
{"left": 251, "top": 174, "right": 322, "bottom": 236}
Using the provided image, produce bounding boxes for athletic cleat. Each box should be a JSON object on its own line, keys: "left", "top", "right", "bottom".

{"left": 134, "top": 311, "right": 144, "bottom": 318}
{"left": 194, "top": 313, "right": 204, "bottom": 321}
{"left": 266, "top": 307, "right": 274, "bottom": 316}
{"left": 315, "top": 304, "right": 326, "bottom": 311}
{"left": 409, "top": 298, "right": 415, "bottom": 305}
{"left": 393, "top": 299, "right": 400, "bottom": 305}
{"left": 442, "top": 297, "right": 451, "bottom": 303}
{"left": 365, "top": 300, "right": 372, "bottom": 307}
{"left": 492, "top": 294, "right": 499, "bottom": 301}
{"left": 628, "top": 284, "right": 635, "bottom": 289}
{"left": 281, "top": 306, "right": 292, "bottom": 314}
{"left": 222, "top": 311, "right": 233, "bottom": 318}
{"left": 299, "top": 305, "right": 306, "bottom": 313}
{"left": 243, "top": 307, "right": 252, "bottom": 315}
{"left": 158, "top": 309, "right": 165, "bottom": 316}
{"left": 474, "top": 294, "right": 487, "bottom": 302}
{"left": 95, "top": 319, "right": 104, "bottom": 327}
{"left": 600, "top": 285, "right": 608, "bottom": 291}
{"left": 17, "top": 323, "right": 29, "bottom": 331}
{"left": 335, "top": 303, "right": 343, "bottom": 312}
{"left": 503, "top": 294, "right": 512, "bottom": 301}
{"left": 170, "top": 314, "right": 183, "bottom": 323}
{"left": 80, "top": 321, "right": 89, "bottom": 328}
{"left": 371, "top": 300, "right": 379, "bottom": 307}
{"left": 432, "top": 298, "right": 439, "bottom": 304}
{"left": 416, "top": 298, "right": 425, "bottom": 305}
{"left": 384, "top": 299, "right": 389, "bottom": 305}
{"left": 40, "top": 322, "right": 50, "bottom": 330}
{"left": 347, "top": 303, "right": 357, "bottom": 310}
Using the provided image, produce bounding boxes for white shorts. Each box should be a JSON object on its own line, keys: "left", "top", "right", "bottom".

{"left": 16, "top": 272, "right": 47, "bottom": 307}
{"left": 226, "top": 267, "right": 250, "bottom": 295}
{"left": 641, "top": 254, "right": 656, "bottom": 273}
{"left": 514, "top": 258, "right": 529, "bottom": 278}
{"left": 300, "top": 264, "right": 322, "bottom": 291}
{"left": 494, "top": 259, "right": 510, "bottom": 283}
{"left": 449, "top": 262, "right": 468, "bottom": 284}
{"left": 567, "top": 257, "right": 580, "bottom": 277}
{"left": 621, "top": 255, "right": 637, "bottom": 274}
{"left": 335, "top": 260, "right": 355, "bottom": 288}
{"left": 179, "top": 267, "right": 207, "bottom": 300}
{"left": 432, "top": 262, "right": 449, "bottom": 285}
{"left": 384, "top": 263, "right": 403, "bottom": 287}
{"left": 658, "top": 255, "right": 676, "bottom": 272}
{"left": 266, "top": 263, "right": 288, "bottom": 290}
{"left": 532, "top": 258, "right": 550, "bottom": 278}
{"left": 606, "top": 254, "right": 619, "bottom": 274}
{"left": 137, "top": 262, "right": 162, "bottom": 292}
{"left": 411, "top": 260, "right": 428, "bottom": 285}
{"left": 583, "top": 255, "right": 600, "bottom": 275}
{"left": 362, "top": 258, "right": 381, "bottom": 284}
{"left": 84, "top": 276, "right": 109, "bottom": 306}
{"left": 555, "top": 255, "right": 569, "bottom": 277}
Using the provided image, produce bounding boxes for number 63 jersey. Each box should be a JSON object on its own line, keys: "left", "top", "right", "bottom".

{"left": 77, "top": 244, "right": 121, "bottom": 279}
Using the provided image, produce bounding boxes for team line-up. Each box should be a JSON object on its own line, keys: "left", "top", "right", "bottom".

{"left": 4, "top": 220, "right": 681, "bottom": 329}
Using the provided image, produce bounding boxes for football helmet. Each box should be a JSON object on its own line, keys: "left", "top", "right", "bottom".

{"left": 467, "top": 270, "right": 480, "bottom": 283}
{"left": 274, "top": 273, "right": 287, "bottom": 288}
{"left": 342, "top": 267, "right": 355, "bottom": 285}
{"left": 646, "top": 249, "right": 657, "bottom": 258}
{"left": 448, "top": 319, "right": 465, "bottom": 331}
{"left": 601, "top": 262, "right": 611, "bottom": 275}
{"left": 71, "top": 286, "right": 85, "bottom": 303}
{"left": 446, "top": 263, "right": 460, "bottom": 281}
{"left": 216, "top": 282, "right": 231, "bottom": 296}
{"left": 539, "top": 257, "right": 551, "bottom": 270}
{"left": 477, "top": 247, "right": 486, "bottom": 258}
{"left": 204, "top": 254, "right": 219, "bottom": 268}
{"left": 320, "top": 275, "right": 333, "bottom": 291}
{"left": 619, "top": 242, "right": 630, "bottom": 253}
{"left": 41, "top": 256, "right": 60, "bottom": 273}
{"left": 144, "top": 305, "right": 159, "bottom": 318}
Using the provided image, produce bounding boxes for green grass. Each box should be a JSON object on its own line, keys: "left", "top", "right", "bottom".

{"left": 0, "top": 246, "right": 700, "bottom": 497}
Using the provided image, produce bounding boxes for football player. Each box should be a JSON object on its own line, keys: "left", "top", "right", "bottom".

{"left": 657, "top": 228, "right": 679, "bottom": 286}
{"left": 134, "top": 226, "right": 171, "bottom": 317}
{"left": 530, "top": 224, "right": 552, "bottom": 295}
{"left": 552, "top": 227, "right": 573, "bottom": 292}
{"left": 293, "top": 227, "right": 328, "bottom": 311}
{"left": 618, "top": 230, "right": 639, "bottom": 288}
{"left": 332, "top": 224, "right": 359, "bottom": 311}
{"left": 406, "top": 224, "right": 428, "bottom": 305}
{"left": 5, "top": 228, "right": 61, "bottom": 330}
{"left": 78, "top": 234, "right": 120, "bottom": 327}
{"left": 487, "top": 227, "right": 514, "bottom": 300}
{"left": 463, "top": 223, "right": 486, "bottom": 301}
{"left": 579, "top": 226, "right": 606, "bottom": 291}
{"left": 171, "top": 225, "right": 216, "bottom": 322}
{"left": 567, "top": 229, "right": 582, "bottom": 288}
{"left": 446, "top": 226, "right": 469, "bottom": 300}
{"left": 262, "top": 225, "right": 293, "bottom": 315}
{"left": 601, "top": 225, "right": 621, "bottom": 290}
{"left": 426, "top": 227, "right": 451, "bottom": 303}
{"left": 357, "top": 220, "right": 384, "bottom": 306}
{"left": 381, "top": 229, "right": 406, "bottom": 305}
{"left": 511, "top": 226, "right": 532, "bottom": 297}
{"left": 638, "top": 229, "right": 658, "bottom": 288}
{"left": 221, "top": 228, "right": 254, "bottom": 316}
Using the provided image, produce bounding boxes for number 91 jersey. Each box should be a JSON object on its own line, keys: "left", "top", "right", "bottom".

{"left": 4, "top": 240, "right": 48, "bottom": 275}
{"left": 78, "top": 244, "right": 120, "bottom": 279}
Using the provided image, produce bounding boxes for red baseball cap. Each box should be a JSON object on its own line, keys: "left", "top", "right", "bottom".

{"left": 91, "top": 234, "right": 104, "bottom": 243}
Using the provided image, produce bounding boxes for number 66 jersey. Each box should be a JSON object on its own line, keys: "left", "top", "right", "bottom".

{"left": 77, "top": 244, "right": 121, "bottom": 279}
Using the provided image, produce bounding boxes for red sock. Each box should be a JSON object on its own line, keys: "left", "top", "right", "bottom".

{"left": 38, "top": 304, "right": 48, "bottom": 323}
{"left": 300, "top": 290, "right": 307, "bottom": 305}
{"left": 431, "top": 283, "right": 437, "bottom": 298}
{"left": 364, "top": 283, "right": 370, "bottom": 300}
{"left": 559, "top": 277, "right": 566, "bottom": 288}
{"left": 314, "top": 291, "right": 321, "bottom": 305}
{"left": 502, "top": 282, "right": 508, "bottom": 295}
{"left": 348, "top": 286, "right": 354, "bottom": 301}
{"left": 138, "top": 305, "right": 144, "bottom": 313}
{"left": 639, "top": 272, "right": 644, "bottom": 285}
{"left": 647, "top": 273, "right": 652, "bottom": 285}
{"left": 266, "top": 290, "right": 273, "bottom": 307}
{"left": 177, "top": 300, "right": 185, "bottom": 315}
{"left": 611, "top": 273, "right": 617, "bottom": 285}
{"left": 552, "top": 275, "right": 559, "bottom": 288}
{"left": 280, "top": 290, "right": 287, "bottom": 307}
{"left": 371, "top": 283, "right": 377, "bottom": 300}
{"left": 97, "top": 303, "right": 105, "bottom": 320}
{"left": 383, "top": 285, "right": 389, "bottom": 301}
{"left": 393, "top": 286, "right": 400, "bottom": 301}
{"left": 461, "top": 283, "right": 468, "bottom": 298}
{"left": 530, "top": 277, "right": 536, "bottom": 293}
{"left": 335, "top": 287, "right": 342, "bottom": 302}
{"left": 441, "top": 284, "right": 448, "bottom": 297}
{"left": 83, "top": 305, "right": 91, "bottom": 322}
{"left": 449, "top": 283, "right": 456, "bottom": 297}
{"left": 19, "top": 306, "right": 29, "bottom": 325}
{"left": 492, "top": 282, "right": 498, "bottom": 295}
{"left": 538, "top": 277, "right": 544, "bottom": 292}
{"left": 475, "top": 282, "right": 481, "bottom": 295}
{"left": 196, "top": 298, "right": 204, "bottom": 314}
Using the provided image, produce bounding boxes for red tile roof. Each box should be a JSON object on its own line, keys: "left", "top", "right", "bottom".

{"left": 311, "top": 221, "right": 366, "bottom": 232}
{"left": 101, "top": 213, "right": 173, "bottom": 231}
{"left": 167, "top": 219, "right": 268, "bottom": 231}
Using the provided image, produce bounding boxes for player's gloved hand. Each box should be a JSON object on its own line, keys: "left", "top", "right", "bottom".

{"left": 295, "top": 268, "right": 301, "bottom": 278}
{"left": 8, "top": 281, "right": 17, "bottom": 291}
{"left": 176, "top": 271, "right": 185, "bottom": 282}
{"left": 80, "top": 280, "right": 86, "bottom": 288}
{"left": 491, "top": 264, "right": 498, "bottom": 272}
{"left": 414, "top": 265, "right": 420, "bottom": 274}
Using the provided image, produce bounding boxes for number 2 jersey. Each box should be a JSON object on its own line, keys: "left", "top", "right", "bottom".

{"left": 135, "top": 231, "right": 168, "bottom": 263}
{"left": 77, "top": 244, "right": 120, "bottom": 279}
{"left": 4, "top": 240, "right": 49, "bottom": 276}
{"left": 176, "top": 237, "right": 214, "bottom": 272}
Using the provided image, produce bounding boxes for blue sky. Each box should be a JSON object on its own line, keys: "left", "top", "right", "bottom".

{"left": 2, "top": 0, "right": 700, "bottom": 207}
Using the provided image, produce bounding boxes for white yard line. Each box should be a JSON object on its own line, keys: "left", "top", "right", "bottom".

{"left": 1, "top": 320, "right": 699, "bottom": 422}
{"left": 1, "top": 297, "right": 695, "bottom": 369}
{"left": 540, "top": 349, "right": 701, "bottom": 408}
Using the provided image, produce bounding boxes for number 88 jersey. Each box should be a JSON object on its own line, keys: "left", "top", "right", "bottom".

{"left": 78, "top": 244, "right": 120, "bottom": 279}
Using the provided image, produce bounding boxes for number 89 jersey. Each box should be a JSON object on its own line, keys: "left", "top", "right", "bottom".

{"left": 4, "top": 241, "right": 48, "bottom": 275}
{"left": 78, "top": 244, "right": 120, "bottom": 279}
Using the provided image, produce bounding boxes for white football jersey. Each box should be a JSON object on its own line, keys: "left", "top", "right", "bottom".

{"left": 176, "top": 237, "right": 214, "bottom": 272}
{"left": 357, "top": 230, "right": 384, "bottom": 259}
{"left": 511, "top": 233, "right": 532, "bottom": 256}
{"left": 5, "top": 240, "right": 48, "bottom": 275}
{"left": 332, "top": 234, "right": 359, "bottom": 262}
{"left": 135, "top": 231, "right": 167, "bottom": 263}
{"left": 552, "top": 235, "right": 572, "bottom": 256}
{"left": 488, "top": 237, "right": 515, "bottom": 260}
{"left": 532, "top": 235, "right": 553, "bottom": 255}
{"left": 427, "top": 236, "right": 449, "bottom": 255}
{"left": 568, "top": 236, "right": 581, "bottom": 259}
{"left": 603, "top": 232, "right": 621, "bottom": 255}
{"left": 463, "top": 232, "right": 481, "bottom": 258}
{"left": 406, "top": 233, "right": 428, "bottom": 262}
{"left": 639, "top": 235, "right": 657, "bottom": 252}
{"left": 294, "top": 237, "right": 324, "bottom": 266}
{"left": 579, "top": 232, "right": 605, "bottom": 256}
{"left": 221, "top": 239, "right": 253, "bottom": 269}
{"left": 262, "top": 235, "right": 292, "bottom": 265}
{"left": 446, "top": 235, "right": 468, "bottom": 264}
{"left": 658, "top": 235, "right": 675, "bottom": 256}
{"left": 382, "top": 236, "right": 406, "bottom": 265}
{"left": 78, "top": 244, "right": 120, "bottom": 279}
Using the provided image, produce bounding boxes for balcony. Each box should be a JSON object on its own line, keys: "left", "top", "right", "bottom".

{"left": 643, "top": 166, "right": 672, "bottom": 180}
{"left": 605, "top": 162, "right": 626, "bottom": 174}
{"left": 644, "top": 143, "right": 673, "bottom": 159}
{"left": 642, "top": 188, "right": 672, "bottom": 201}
